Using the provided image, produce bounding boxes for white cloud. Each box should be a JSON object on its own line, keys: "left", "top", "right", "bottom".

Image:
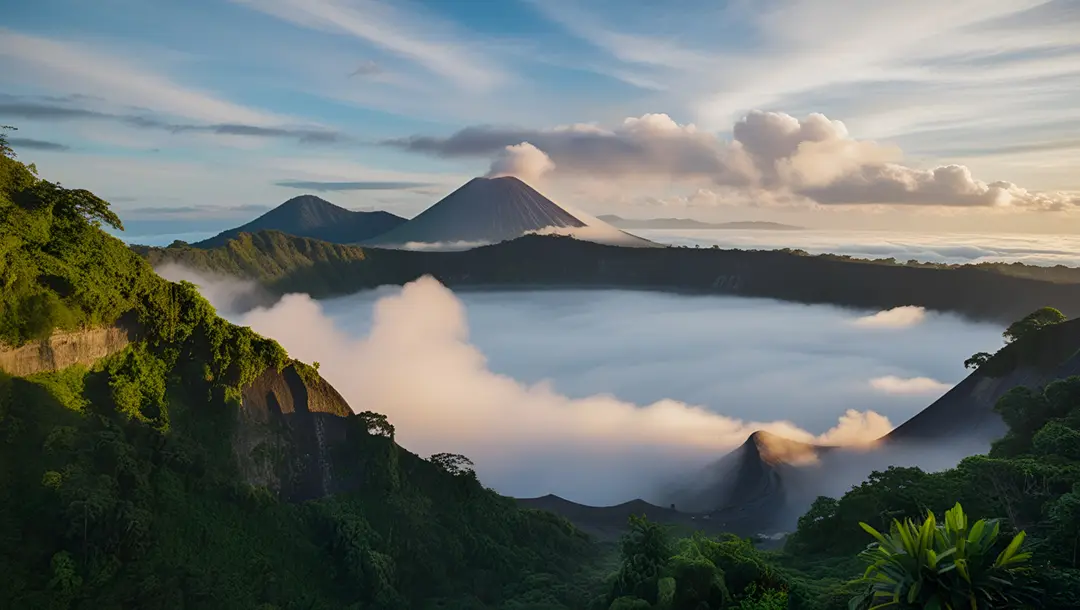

{"left": 219, "top": 276, "right": 911, "bottom": 503}
{"left": 870, "top": 375, "right": 952, "bottom": 395}
{"left": 392, "top": 109, "right": 1080, "bottom": 210}
{"left": 528, "top": 0, "right": 1080, "bottom": 195}
{"left": 854, "top": 306, "right": 927, "bottom": 328}
{"left": 485, "top": 142, "right": 555, "bottom": 183}
{"left": 817, "top": 409, "right": 894, "bottom": 445}
{"left": 399, "top": 240, "right": 490, "bottom": 251}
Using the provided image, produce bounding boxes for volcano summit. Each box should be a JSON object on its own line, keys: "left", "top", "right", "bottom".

{"left": 362, "top": 175, "right": 656, "bottom": 248}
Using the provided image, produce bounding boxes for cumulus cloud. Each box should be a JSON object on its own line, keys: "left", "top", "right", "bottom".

{"left": 816, "top": 409, "right": 894, "bottom": 445}
{"left": 870, "top": 375, "right": 952, "bottom": 395}
{"left": 485, "top": 142, "right": 555, "bottom": 183}
{"left": 853, "top": 306, "right": 927, "bottom": 328}
{"left": 386, "top": 109, "right": 1078, "bottom": 210}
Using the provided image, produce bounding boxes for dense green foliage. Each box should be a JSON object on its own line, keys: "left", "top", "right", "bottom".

{"left": 1003, "top": 306, "right": 1067, "bottom": 344}
{"left": 0, "top": 127, "right": 151, "bottom": 346}
{"left": 133, "top": 231, "right": 376, "bottom": 298}
{"left": 0, "top": 136, "right": 600, "bottom": 608}
{"left": 596, "top": 516, "right": 798, "bottom": 610}
{"left": 964, "top": 306, "right": 1071, "bottom": 376}
{"left": 851, "top": 503, "right": 1034, "bottom": 609}
{"left": 778, "top": 373, "right": 1080, "bottom": 609}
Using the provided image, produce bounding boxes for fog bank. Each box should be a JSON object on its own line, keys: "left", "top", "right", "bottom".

{"left": 161, "top": 266, "right": 1004, "bottom": 505}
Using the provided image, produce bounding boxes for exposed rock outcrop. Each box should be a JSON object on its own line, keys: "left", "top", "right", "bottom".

{"left": 234, "top": 364, "right": 356, "bottom": 501}
{"left": 0, "top": 323, "right": 139, "bottom": 377}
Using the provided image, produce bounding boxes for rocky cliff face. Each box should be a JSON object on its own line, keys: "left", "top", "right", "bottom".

{"left": 234, "top": 364, "right": 357, "bottom": 501}
{"left": 1, "top": 325, "right": 361, "bottom": 503}
{"left": 0, "top": 323, "right": 138, "bottom": 377}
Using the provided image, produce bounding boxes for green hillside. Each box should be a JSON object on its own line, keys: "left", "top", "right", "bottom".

{"left": 0, "top": 130, "right": 598, "bottom": 609}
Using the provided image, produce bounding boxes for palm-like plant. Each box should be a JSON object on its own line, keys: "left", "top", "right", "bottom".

{"left": 849, "top": 503, "right": 1036, "bottom": 609}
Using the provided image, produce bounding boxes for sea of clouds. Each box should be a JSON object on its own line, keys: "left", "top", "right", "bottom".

{"left": 162, "top": 266, "right": 1002, "bottom": 505}
{"left": 637, "top": 228, "right": 1080, "bottom": 266}
{"left": 160, "top": 266, "right": 1005, "bottom": 505}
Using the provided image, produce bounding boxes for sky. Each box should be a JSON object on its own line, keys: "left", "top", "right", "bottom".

{"left": 163, "top": 264, "right": 1006, "bottom": 504}
{"left": 3, "top": 0, "right": 1079, "bottom": 234}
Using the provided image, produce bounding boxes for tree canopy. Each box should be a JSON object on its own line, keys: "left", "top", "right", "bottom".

{"left": 1004, "top": 306, "right": 1066, "bottom": 344}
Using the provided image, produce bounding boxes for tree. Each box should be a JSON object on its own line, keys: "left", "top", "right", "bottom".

{"left": 1003, "top": 307, "right": 1066, "bottom": 344}
{"left": 428, "top": 452, "right": 474, "bottom": 477}
{"left": 35, "top": 181, "right": 125, "bottom": 231}
{"left": 610, "top": 514, "right": 674, "bottom": 605}
{"left": 965, "top": 352, "right": 993, "bottom": 370}
{"left": 356, "top": 411, "right": 395, "bottom": 438}
{"left": 851, "top": 502, "right": 1036, "bottom": 609}
{"left": 1, "top": 125, "right": 14, "bottom": 159}
{"left": 787, "top": 496, "right": 839, "bottom": 552}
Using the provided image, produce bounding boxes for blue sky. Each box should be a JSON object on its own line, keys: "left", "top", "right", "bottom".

{"left": 2, "top": 0, "right": 1079, "bottom": 234}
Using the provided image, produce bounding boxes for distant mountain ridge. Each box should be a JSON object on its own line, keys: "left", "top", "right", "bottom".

{"left": 137, "top": 231, "right": 1080, "bottom": 325}
{"left": 193, "top": 194, "right": 406, "bottom": 247}
{"left": 598, "top": 214, "right": 803, "bottom": 230}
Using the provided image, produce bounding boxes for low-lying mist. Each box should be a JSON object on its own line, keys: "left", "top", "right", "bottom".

{"left": 160, "top": 264, "right": 1005, "bottom": 507}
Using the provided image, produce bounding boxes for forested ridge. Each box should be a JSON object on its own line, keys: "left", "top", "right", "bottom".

{"left": 6, "top": 127, "right": 1080, "bottom": 609}
{"left": 135, "top": 229, "right": 1080, "bottom": 324}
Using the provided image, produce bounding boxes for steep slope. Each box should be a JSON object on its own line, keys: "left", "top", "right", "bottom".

{"left": 362, "top": 175, "right": 656, "bottom": 248}
{"left": 666, "top": 431, "right": 828, "bottom": 515}
{"left": 192, "top": 194, "right": 405, "bottom": 247}
{"left": 363, "top": 176, "right": 586, "bottom": 246}
{"left": 886, "top": 317, "right": 1080, "bottom": 442}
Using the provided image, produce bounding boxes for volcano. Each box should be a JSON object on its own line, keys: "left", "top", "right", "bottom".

{"left": 362, "top": 176, "right": 657, "bottom": 248}
{"left": 194, "top": 195, "right": 405, "bottom": 248}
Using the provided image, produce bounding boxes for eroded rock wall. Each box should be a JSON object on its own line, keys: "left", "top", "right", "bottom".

{"left": 0, "top": 325, "right": 137, "bottom": 377}
{"left": 234, "top": 364, "right": 354, "bottom": 501}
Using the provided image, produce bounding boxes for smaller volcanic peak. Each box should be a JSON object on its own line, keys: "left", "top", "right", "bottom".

{"left": 663, "top": 431, "right": 828, "bottom": 515}
{"left": 363, "top": 175, "right": 587, "bottom": 247}
{"left": 273, "top": 195, "right": 353, "bottom": 228}
{"left": 194, "top": 195, "right": 406, "bottom": 247}
{"left": 745, "top": 430, "right": 825, "bottom": 466}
